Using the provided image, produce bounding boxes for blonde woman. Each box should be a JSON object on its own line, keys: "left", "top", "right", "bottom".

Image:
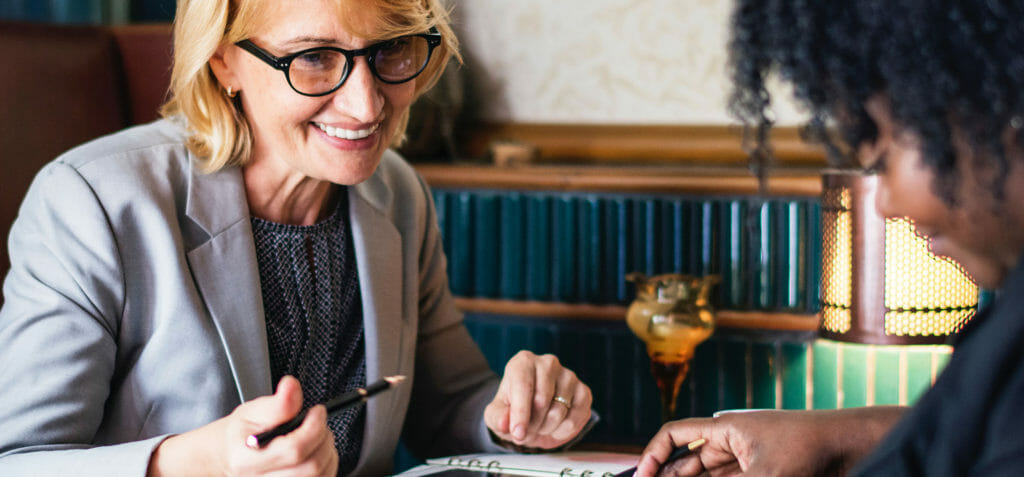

{"left": 0, "top": 0, "right": 592, "bottom": 475}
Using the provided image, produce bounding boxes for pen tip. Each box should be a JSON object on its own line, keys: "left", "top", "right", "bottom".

{"left": 688, "top": 438, "right": 707, "bottom": 450}
{"left": 385, "top": 375, "right": 406, "bottom": 385}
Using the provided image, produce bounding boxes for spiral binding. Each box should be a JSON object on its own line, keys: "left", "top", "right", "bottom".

{"left": 444, "top": 456, "right": 616, "bottom": 477}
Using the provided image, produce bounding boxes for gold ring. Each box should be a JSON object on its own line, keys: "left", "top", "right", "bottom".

{"left": 552, "top": 395, "right": 572, "bottom": 409}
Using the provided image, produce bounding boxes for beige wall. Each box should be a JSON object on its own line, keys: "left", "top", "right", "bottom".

{"left": 452, "top": 0, "right": 804, "bottom": 126}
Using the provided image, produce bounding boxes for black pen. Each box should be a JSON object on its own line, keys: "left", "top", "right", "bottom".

{"left": 246, "top": 375, "right": 406, "bottom": 448}
{"left": 613, "top": 438, "right": 706, "bottom": 477}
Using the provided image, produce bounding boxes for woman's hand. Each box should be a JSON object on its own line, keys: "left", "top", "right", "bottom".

{"left": 634, "top": 407, "right": 904, "bottom": 477}
{"left": 148, "top": 376, "right": 338, "bottom": 476}
{"left": 483, "top": 350, "right": 593, "bottom": 450}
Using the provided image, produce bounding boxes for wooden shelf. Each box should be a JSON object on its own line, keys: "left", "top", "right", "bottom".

{"left": 460, "top": 123, "right": 827, "bottom": 166}
{"left": 416, "top": 163, "right": 822, "bottom": 197}
{"left": 453, "top": 297, "right": 820, "bottom": 332}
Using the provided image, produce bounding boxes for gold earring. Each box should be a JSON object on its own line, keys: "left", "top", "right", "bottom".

{"left": 226, "top": 86, "right": 237, "bottom": 98}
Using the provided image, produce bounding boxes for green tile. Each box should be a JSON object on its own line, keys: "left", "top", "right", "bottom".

{"left": 693, "top": 338, "right": 720, "bottom": 417}
{"left": 841, "top": 344, "right": 868, "bottom": 408}
{"left": 812, "top": 340, "right": 838, "bottom": 410}
{"left": 577, "top": 196, "right": 602, "bottom": 302}
{"left": 551, "top": 196, "right": 578, "bottom": 302}
{"left": 447, "top": 192, "right": 472, "bottom": 295}
{"left": 780, "top": 342, "right": 808, "bottom": 410}
{"left": 602, "top": 197, "right": 629, "bottom": 303}
{"left": 934, "top": 348, "right": 952, "bottom": 371}
{"left": 718, "top": 200, "right": 748, "bottom": 308}
{"left": 753, "top": 202, "right": 773, "bottom": 309}
{"left": 659, "top": 199, "right": 686, "bottom": 274}
{"left": 904, "top": 348, "right": 934, "bottom": 404}
{"left": 805, "top": 201, "right": 823, "bottom": 312}
{"left": 524, "top": 195, "right": 552, "bottom": 301}
{"left": 472, "top": 193, "right": 499, "bottom": 297}
{"left": 696, "top": 201, "right": 719, "bottom": 278}
{"left": 498, "top": 193, "right": 526, "bottom": 300}
{"left": 720, "top": 339, "right": 748, "bottom": 411}
{"left": 873, "top": 346, "right": 901, "bottom": 405}
{"left": 751, "top": 342, "right": 777, "bottom": 409}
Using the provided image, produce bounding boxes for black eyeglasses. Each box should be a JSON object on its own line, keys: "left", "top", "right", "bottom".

{"left": 236, "top": 29, "right": 441, "bottom": 97}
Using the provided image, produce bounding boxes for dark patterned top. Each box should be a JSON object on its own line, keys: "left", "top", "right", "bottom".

{"left": 251, "top": 194, "right": 366, "bottom": 475}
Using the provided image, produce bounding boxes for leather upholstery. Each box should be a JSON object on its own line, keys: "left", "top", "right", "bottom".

{"left": 0, "top": 21, "right": 171, "bottom": 285}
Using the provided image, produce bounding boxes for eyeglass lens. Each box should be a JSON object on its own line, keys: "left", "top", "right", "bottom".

{"left": 289, "top": 35, "right": 432, "bottom": 95}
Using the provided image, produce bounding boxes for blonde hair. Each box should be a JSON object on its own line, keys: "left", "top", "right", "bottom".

{"left": 160, "top": 0, "right": 459, "bottom": 172}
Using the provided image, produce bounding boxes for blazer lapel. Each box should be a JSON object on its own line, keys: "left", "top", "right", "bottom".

{"left": 183, "top": 160, "right": 271, "bottom": 403}
{"left": 349, "top": 175, "right": 405, "bottom": 467}
{"left": 180, "top": 152, "right": 407, "bottom": 466}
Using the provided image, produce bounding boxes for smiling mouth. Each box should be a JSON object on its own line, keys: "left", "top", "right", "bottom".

{"left": 314, "top": 122, "right": 379, "bottom": 140}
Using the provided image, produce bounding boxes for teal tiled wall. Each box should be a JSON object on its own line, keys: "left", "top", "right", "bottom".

{"left": 432, "top": 189, "right": 822, "bottom": 312}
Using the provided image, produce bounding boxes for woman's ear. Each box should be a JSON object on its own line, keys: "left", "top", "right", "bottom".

{"left": 208, "top": 45, "right": 237, "bottom": 92}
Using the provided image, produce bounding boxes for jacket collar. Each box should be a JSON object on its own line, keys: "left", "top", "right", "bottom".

{"left": 183, "top": 154, "right": 272, "bottom": 402}
{"left": 349, "top": 164, "right": 406, "bottom": 471}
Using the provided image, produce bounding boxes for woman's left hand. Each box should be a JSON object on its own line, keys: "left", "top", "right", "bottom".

{"left": 484, "top": 350, "right": 593, "bottom": 449}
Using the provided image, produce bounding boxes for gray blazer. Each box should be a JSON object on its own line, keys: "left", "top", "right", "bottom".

{"left": 0, "top": 118, "right": 502, "bottom": 476}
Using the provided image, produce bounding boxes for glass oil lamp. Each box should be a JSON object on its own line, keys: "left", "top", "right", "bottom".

{"left": 626, "top": 272, "right": 719, "bottom": 422}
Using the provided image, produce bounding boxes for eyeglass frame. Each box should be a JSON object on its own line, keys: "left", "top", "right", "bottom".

{"left": 234, "top": 28, "right": 442, "bottom": 97}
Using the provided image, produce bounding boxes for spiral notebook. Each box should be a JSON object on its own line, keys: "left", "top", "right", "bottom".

{"left": 393, "top": 451, "right": 639, "bottom": 477}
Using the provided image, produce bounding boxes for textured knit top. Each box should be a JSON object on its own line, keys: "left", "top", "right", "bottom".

{"left": 251, "top": 194, "right": 366, "bottom": 475}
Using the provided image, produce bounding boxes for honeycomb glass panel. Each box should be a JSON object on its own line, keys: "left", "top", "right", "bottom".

{"left": 822, "top": 306, "right": 852, "bottom": 333}
{"left": 822, "top": 194, "right": 852, "bottom": 310}
{"left": 883, "top": 218, "right": 978, "bottom": 336}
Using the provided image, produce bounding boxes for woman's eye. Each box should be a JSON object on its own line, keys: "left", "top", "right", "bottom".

{"left": 293, "top": 51, "right": 339, "bottom": 71}
{"left": 296, "top": 51, "right": 325, "bottom": 65}
{"left": 378, "top": 38, "right": 410, "bottom": 57}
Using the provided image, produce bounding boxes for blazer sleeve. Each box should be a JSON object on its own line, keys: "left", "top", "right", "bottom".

{"left": 398, "top": 170, "right": 506, "bottom": 458}
{"left": 0, "top": 161, "right": 164, "bottom": 475}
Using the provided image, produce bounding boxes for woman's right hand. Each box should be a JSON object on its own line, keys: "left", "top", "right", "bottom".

{"left": 148, "top": 375, "right": 338, "bottom": 476}
{"left": 633, "top": 407, "right": 904, "bottom": 477}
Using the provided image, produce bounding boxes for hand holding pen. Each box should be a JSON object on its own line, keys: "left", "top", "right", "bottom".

{"left": 616, "top": 438, "right": 705, "bottom": 477}
{"left": 148, "top": 375, "right": 340, "bottom": 476}
{"left": 247, "top": 375, "right": 406, "bottom": 448}
{"left": 633, "top": 408, "right": 904, "bottom": 477}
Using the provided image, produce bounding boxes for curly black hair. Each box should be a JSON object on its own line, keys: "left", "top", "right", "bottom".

{"left": 729, "top": 0, "right": 1024, "bottom": 204}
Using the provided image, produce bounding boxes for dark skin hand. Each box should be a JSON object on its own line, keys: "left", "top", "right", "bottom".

{"left": 634, "top": 407, "right": 905, "bottom": 477}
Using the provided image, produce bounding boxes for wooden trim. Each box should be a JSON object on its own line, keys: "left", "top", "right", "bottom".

{"left": 416, "top": 164, "right": 823, "bottom": 196}
{"left": 460, "top": 123, "right": 826, "bottom": 166}
{"left": 453, "top": 297, "right": 820, "bottom": 332}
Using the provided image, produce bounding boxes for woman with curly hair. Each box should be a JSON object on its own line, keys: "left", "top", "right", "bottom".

{"left": 635, "top": 1, "right": 1024, "bottom": 476}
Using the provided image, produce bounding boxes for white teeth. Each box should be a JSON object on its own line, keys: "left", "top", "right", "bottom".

{"left": 315, "top": 122, "right": 379, "bottom": 140}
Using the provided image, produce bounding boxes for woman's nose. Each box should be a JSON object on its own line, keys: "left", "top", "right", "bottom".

{"left": 331, "top": 58, "right": 384, "bottom": 121}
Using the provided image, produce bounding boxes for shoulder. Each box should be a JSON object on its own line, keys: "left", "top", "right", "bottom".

{"left": 21, "top": 118, "right": 216, "bottom": 233}
{"left": 373, "top": 150, "right": 428, "bottom": 191}
{"left": 357, "top": 149, "right": 432, "bottom": 206}
{"left": 50, "top": 117, "right": 192, "bottom": 179}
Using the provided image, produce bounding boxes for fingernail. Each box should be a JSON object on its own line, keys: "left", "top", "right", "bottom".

{"left": 513, "top": 425, "right": 525, "bottom": 440}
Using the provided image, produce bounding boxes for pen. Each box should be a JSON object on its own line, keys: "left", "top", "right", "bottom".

{"left": 246, "top": 375, "right": 406, "bottom": 448}
{"left": 613, "top": 438, "right": 706, "bottom": 477}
